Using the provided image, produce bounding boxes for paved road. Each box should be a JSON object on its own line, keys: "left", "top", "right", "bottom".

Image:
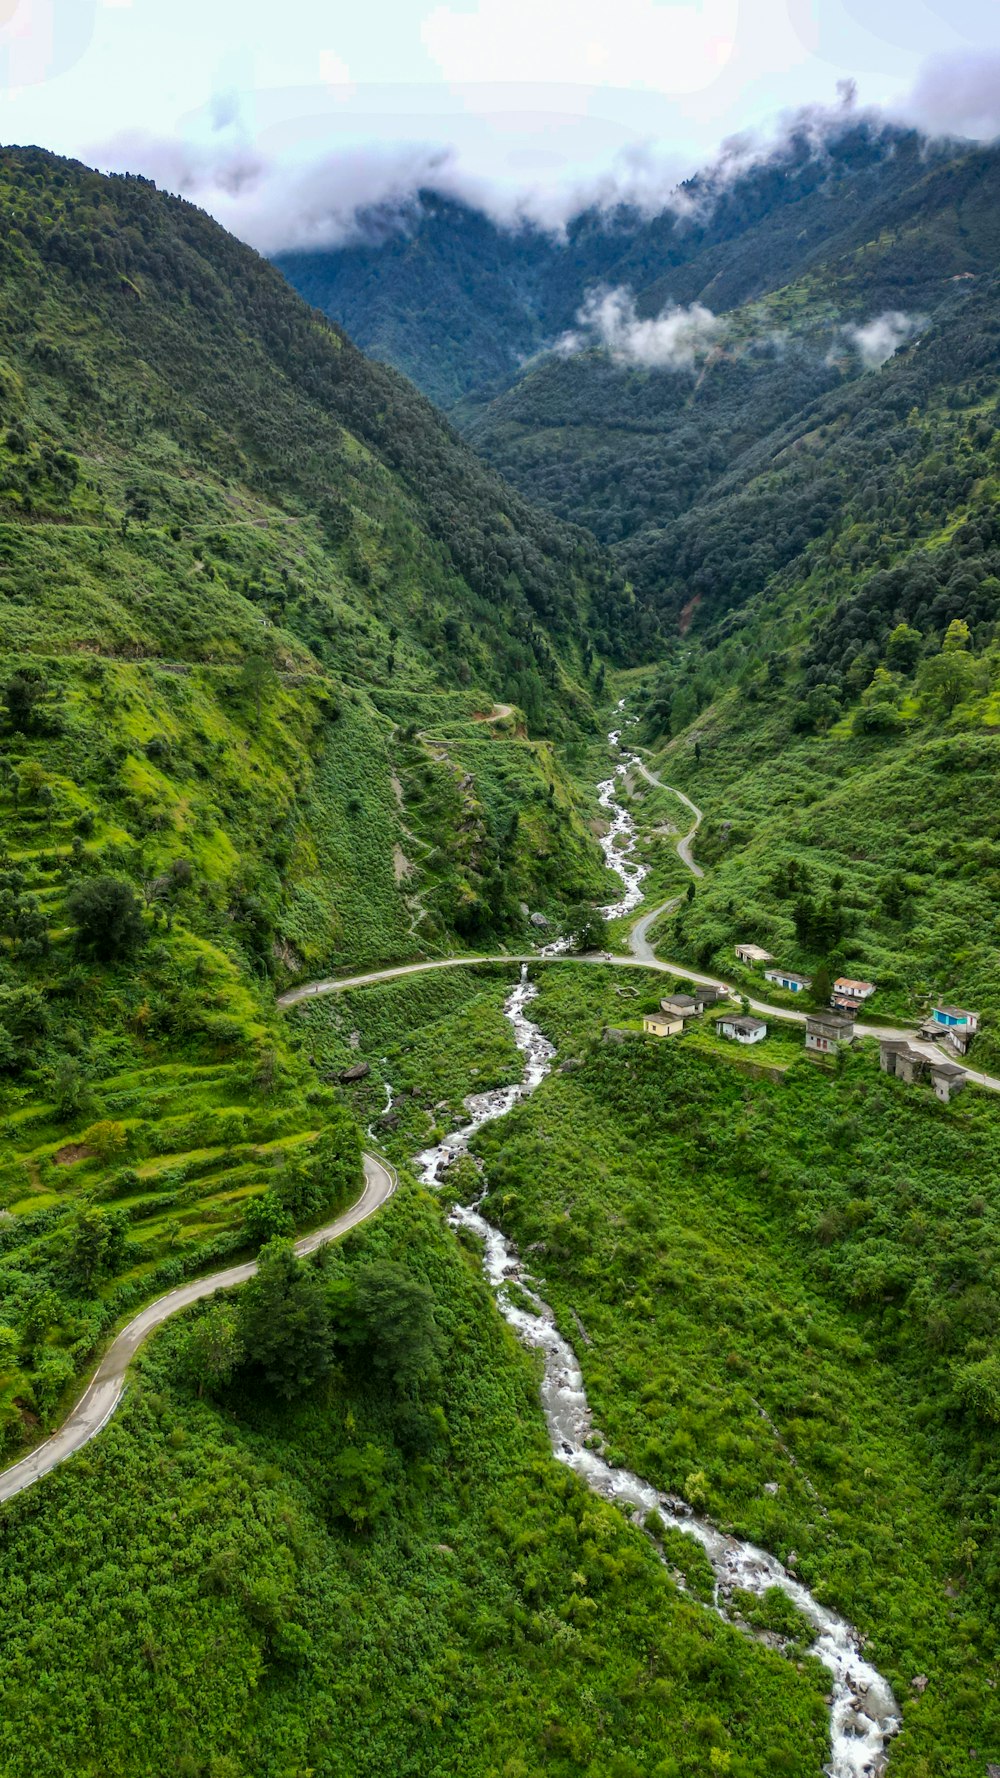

{"left": 281, "top": 953, "right": 1000, "bottom": 1094}
{"left": 631, "top": 758, "right": 704, "bottom": 877}
{"left": 623, "top": 759, "right": 703, "bottom": 962}
{"left": 0, "top": 1153, "right": 397, "bottom": 1504}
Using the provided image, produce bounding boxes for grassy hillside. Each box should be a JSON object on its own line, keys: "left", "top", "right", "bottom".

{"left": 634, "top": 495, "right": 1000, "bottom": 1058}
{"left": 0, "top": 146, "right": 623, "bottom": 1469}
{"left": 465, "top": 965, "right": 1000, "bottom": 1774}
{"left": 0, "top": 1173, "right": 835, "bottom": 1778}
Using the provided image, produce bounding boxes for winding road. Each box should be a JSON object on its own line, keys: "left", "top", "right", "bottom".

{"left": 626, "top": 757, "right": 703, "bottom": 961}
{"left": 279, "top": 953, "right": 1000, "bottom": 1084}
{"left": 6, "top": 720, "right": 998, "bottom": 1505}
{"left": 0, "top": 1153, "right": 397, "bottom": 1504}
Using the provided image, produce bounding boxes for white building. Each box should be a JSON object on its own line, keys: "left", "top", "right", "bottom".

{"left": 716, "top": 1015, "right": 767, "bottom": 1045}
{"left": 763, "top": 968, "right": 812, "bottom": 994}
{"left": 735, "top": 943, "right": 775, "bottom": 967}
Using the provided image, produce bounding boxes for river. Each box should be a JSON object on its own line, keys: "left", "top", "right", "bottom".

{"left": 596, "top": 700, "right": 649, "bottom": 920}
{"left": 412, "top": 706, "right": 901, "bottom": 1778}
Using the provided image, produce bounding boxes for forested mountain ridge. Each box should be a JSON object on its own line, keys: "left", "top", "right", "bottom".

{"left": 0, "top": 145, "right": 626, "bottom": 1478}
{"left": 277, "top": 121, "right": 965, "bottom": 407}
{"left": 280, "top": 123, "right": 1000, "bottom": 629}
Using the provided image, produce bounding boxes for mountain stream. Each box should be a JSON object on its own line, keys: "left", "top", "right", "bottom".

{"left": 412, "top": 708, "right": 901, "bottom": 1777}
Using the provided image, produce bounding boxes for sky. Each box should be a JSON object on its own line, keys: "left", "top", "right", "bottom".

{"left": 1, "top": 0, "right": 999, "bottom": 249}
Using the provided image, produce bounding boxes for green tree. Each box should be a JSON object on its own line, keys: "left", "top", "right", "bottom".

{"left": 345, "top": 1260, "right": 443, "bottom": 1392}
{"left": 0, "top": 1326, "right": 24, "bottom": 1446}
{"left": 242, "top": 1189, "right": 293, "bottom": 1249}
{"left": 4, "top": 671, "right": 47, "bottom": 733}
{"left": 885, "top": 622, "right": 922, "bottom": 674}
{"left": 568, "top": 904, "right": 608, "bottom": 953}
{"left": 918, "top": 648, "right": 976, "bottom": 717}
{"left": 810, "top": 963, "right": 833, "bottom": 1007}
{"left": 67, "top": 875, "right": 145, "bottom": 961}
{"left": 855, "top": 666, "right": 903, "bottom": 734}
{"left": 326, "top": 1442, "right": 392, "bottom": 1531}
{"left": 179, "top": 1303, "right": 245, "bottom": 1398}
{"left": 62, "top": 1207, "right": 129, "bottom": 1292}
{"left": 238, "top": 1240, "right": 333, "bottom": 1399}
{"left": 942, "top": 617, "right": 971, "bottom": 653}
{"left": 238, "top": 647, "right": 278, "bottom": 723}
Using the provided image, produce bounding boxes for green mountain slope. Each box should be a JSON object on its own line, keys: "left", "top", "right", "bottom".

{"left": 278, "top": 125, "right": 1000, "bottom": 635}
{"left": 0, "top": 145, "right": 625, "bottom": 1462}
{"left": 276, "top": 122, "right": 960, "bottom": 409}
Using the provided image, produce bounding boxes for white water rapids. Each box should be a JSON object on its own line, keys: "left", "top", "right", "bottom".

{"left": 597, "top": 700, "right": 649, "bottom": 920}
{"left": 410, "top": 705, "right": 901, "bottom": 1776}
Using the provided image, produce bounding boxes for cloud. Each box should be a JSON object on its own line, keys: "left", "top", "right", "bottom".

{"left": 87, "top": 43, "right": 998, "bottom": 263}
{"left": 893, "top": 50, "right": 1000, "bottom": 144}
{"left": 421, "top": 0, "right": 741, "bottom": 96}
{"left": 838, "top": 310, "right": 926, "bottom": 370}
{"left": 560, "top": 286, "right": 723, "bottom": 370}
{"left": 94, "top": 130, "right": 459, "bottom": 253}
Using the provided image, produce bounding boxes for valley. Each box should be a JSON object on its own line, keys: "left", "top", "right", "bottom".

{"left": 0, "top": 123, "right": 998, "bottom": 1778}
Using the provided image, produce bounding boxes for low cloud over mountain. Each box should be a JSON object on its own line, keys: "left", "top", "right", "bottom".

{"left": 559, "top": 288, "right": 723, "bottom": 370}
{"left": 838, "top": 311, "right": 927, "bottom": 370}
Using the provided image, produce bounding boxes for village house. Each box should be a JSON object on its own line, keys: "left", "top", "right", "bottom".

{"left": 805, "top": 1011, "right": 854, "bottom": 1054}
{"left": 735, "top": 943, "right": 775, "bottom": 967}
{"left": 931, "top": 1004, "right": 979, "bottom": 1034}
{"left": 660, "top": 992, "right": 702, "bottom": 1019}
{"left": 716, "top": 1014, "right": 767, "bottom": 1045}
{"left": 929, "top": 1005, "right": 980, "bottom": 1056}
{"left": 879, "top": 1040, "right": 967, "bottom": 1103}
{"left": 879, "top": 1040, "right": 927, "bottom": 1086}
{"left": 644, "top": 1012, "right": 683, "bottom": 1038}
{"left": 930, "top": 1060, "right": 967, "bottom": 1104}
{"left": 832, "top": 977, "right": 875, "bottom": 1012}
{"left": 698, "top": 985, "right": 732, "bottom": 1009}
{"left": 763, "top": 967, "right": 812, "bottom": 994}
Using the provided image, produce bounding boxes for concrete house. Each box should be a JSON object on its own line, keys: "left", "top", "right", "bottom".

{"left": 930, "top": 1006, "right": 979, "bottom": 1056}
{"left": 735, "top": 944, "right": 775, "bottom": 968}
{"left": 661, "top": 992, "right": 701, "bottom": 1018}
{"left": 930, "top": 1060, "right": 967, "bottom": 1104}
{"left": 832, "top": 977, "right": 875, "bottom": 1012}
{"left": 698, "top": 985, "right": 733, "bottom": 1009}
{"left": 763, "top": 968, "right": 812, "bottom": 994}
{"left": 833, "top": 977, "right": 875, "bottom": 1001}
{"left": 716, "top": 1014, "right": 767, "bottom": 1045}
{"left": 881, "top": 1040, "right": 967, "bottom": 1102}
{"left": 644, "top": 1012, "right": 683, "bottom": 1038}
{"left": 805, "top": 1011, "right": 854, "bottom": 1054}
{"left": 931, "top": 1004, "right": 979, "bottom": 1034}
{"left": 879, "top": 1040, "right": 927, "bottom": 1085}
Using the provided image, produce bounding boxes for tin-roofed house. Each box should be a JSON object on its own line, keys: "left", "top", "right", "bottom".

{"left": 716, "top": 1014, "right": 767, "bottom": 1045}
{"left": 832, "top": 976, "right": 876, "bottom": 1013}
{"left": 930, "top": 1005, "right": 980, "bottom": 1057}
{"left": 763, "top": 967, "right": 812, "bottom": 995}
{"left": 929, "top": 1060, "right": 966, "bottom": 1104}
{"left": 660, "top": 992, "right": 702, "bottom": 1019}
{"left": 644, "top": 1012, "right": 683, "bottom": 1039}
{"left": 735, "top": 944, "right": 775, "bottom": 968}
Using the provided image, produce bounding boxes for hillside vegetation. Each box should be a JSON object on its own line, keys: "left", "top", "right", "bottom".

{"left": 0, "top": 146, "right": 620, "bottom": 1465}
{"left": 465, "top": 965, "right": 1000, "bottom": 1775}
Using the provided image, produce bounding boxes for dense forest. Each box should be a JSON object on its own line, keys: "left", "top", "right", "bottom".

{"left": 284, "top": 121, "right": 1000, "bottom": 628}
